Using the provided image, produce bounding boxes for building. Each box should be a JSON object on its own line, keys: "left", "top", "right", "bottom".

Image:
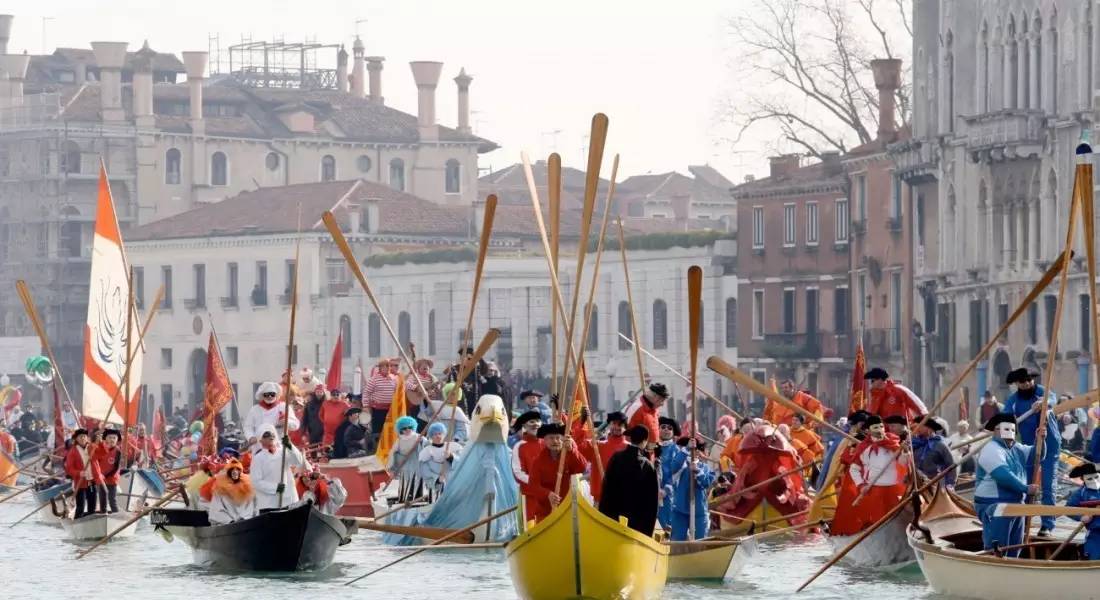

{"left": 127, "top": 179, "right": 739, "bottom": 428}
{"left": 733, "top": 153, "right": 854, "bottom": 413}
{"left": 895, "top": 0, "right": 1098, "bottom": 412}
{"left": 0, "top": 14, "right": 494, "bottom": 405}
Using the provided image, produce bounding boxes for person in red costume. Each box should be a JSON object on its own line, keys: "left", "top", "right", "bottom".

{"left": 627, "top": 383, "right": 669, "bottom": 448}
{"left": 827, "top": 410, "right": 872, "bottom": 535}
{"left": 714, "top": 421, "right": 811, "bottom": 527}
{"left": 91, "top": 429, "right": 124, "bottom": 513}
{"left": 510, "top": 410, "right": 544, "bottom": 521}
{"left": 523, "top": 423, "right": 589, "bottom": 523}
{"left": 582, "top": 411, "right": 629, "bottom": 503}
{"left": 64, "top": 428, "right": 103, "bottom": 518}
{"left": 318, "top": 388, "right": 351, "bottom": 447}
{"left": 842, "top": 414, "right": 908, "bottom": 532}
{"left": 865, "top": 368, "right": 928, "bottom": 422}
{"left": 764, "top": 379, "right": 824, "bottom": 428}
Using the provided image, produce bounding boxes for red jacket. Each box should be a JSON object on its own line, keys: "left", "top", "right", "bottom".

{"left": 64, "top": 445, "right": 103, "bottom": 489}
{"left": 627, "top": 401, "right": 660, "bottom": 445}
{"left": 513, "top": 434, "right": 544, "bottom": 522}
{"left": 92, "top": 444, "right": 124, "bottom": 485}
{"left": 868, "top": 381, "right": 927, "bottom": 421}
{"left": 320, "top": 398, "right": 351, "bottom": 445}
{"left": 586, "top": 434, "right": 627, "bottom": 502}
{"left": 524, "top": 444, "right": 589, "bottom": 523}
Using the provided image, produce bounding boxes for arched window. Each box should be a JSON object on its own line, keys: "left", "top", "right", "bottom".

{"left": 1050, "top": 19, "right": 1059, "bottom": 114}
{"left": 321, "top": 155, "right": 337, "bottom": 182}
{"left": 586, "top": 307, "right": 599, "bottom": 351}
{"left": 165, "top": 148, "right": 181, "bottom": 184}
{"left": 445, "top": 159, "right": 461, "bottom": 194}
{"left": 389, "top": 158, "right": 405, "bottom": 191}
{"left": 398, "top": 311, "right": 412, "bottom": 349}
{"left": 357, "top": 155, "right": 372, "bottom": 173}
{"left": 62, "top": 141, "right": 81, "bottom": 175}
{"left": 725, "top": 298, "right": 737, "bottom": 348}
{"left": 1007, "top": 19, "right": 1019, "bottom": 109}
{"left": 1035, "top": 14, "right": 1044, "bottom": 109}
{"left": 211, "top": 151, "right": 228, "bottom": 186}
{"left": 617, "top": 301, "right": 632, "bottom": 350}
{"left": 428, "top": 309, "right": 437, "bottom": 355}
{"left": 368, "top": 313, "right": 381, "bottom": 357}
{"left": 652, "top": 300, "right": 668, "bottom": 349}
{"left": 339, "top": 314, "right": 352, "bottom": 359}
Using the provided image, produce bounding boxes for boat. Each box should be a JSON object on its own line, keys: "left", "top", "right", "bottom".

{"left": 315, "top": 454, "right": 390, "bottom": 517}
{"left": 505, "top": 481, "right": 668, "bottom": 600}
{"left": 667, "top": 537, "right": 756, "bottom": 580}
{"left": 827, "top": 503, "right": 915, "bottom": 569}
{"left": 149, "top": 500, "right": 348, "bottom": 572}
{"left": 34, "top": 479, "right": 71, "bottom": 526}
{"left": 61, "top": 511, "right": 138, "bottom": 541}
{"left": 716, "top": 497, "right": 806, "bottom": 534}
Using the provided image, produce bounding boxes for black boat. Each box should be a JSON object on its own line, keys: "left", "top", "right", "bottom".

{"left": 149, "top": 500, "right": 348, "bottom": 571}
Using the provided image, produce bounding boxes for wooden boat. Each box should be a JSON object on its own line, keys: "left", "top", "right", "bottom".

{"left": 61, "top": 511, "right": 138, "bottom": 541}
{"left": 149, "top": 500, "right": 348, "bottom": 572}
{"left": 506, "top": 482, "right": 668, "bottom": 600}
{"left": 717, "top": 498, "right": 806, "bottom": 534}
{"left": 316, "top": 454, "right": 389, "bottom": 517}
{"left": 667, "top": 537, "right": 756, "bottom": 580}
{"left": 828, "top": 504, "right": 915, "bottom": 569}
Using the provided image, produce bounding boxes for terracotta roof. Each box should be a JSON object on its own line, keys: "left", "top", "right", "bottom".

{"left": 618, "top": 172, "right": 694, "bottom": 198}
{"left": 688, "top": 165, "right": 734, "bottom": 189}
{"left": 732, "top": 160, "right": 846, "bottom": 198}
{"left": 479, "top": 160, "right": 611, "bottom": 211}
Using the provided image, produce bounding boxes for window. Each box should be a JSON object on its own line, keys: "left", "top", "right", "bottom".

{"left": 835, "top": 199, "right": 849, "bottom": 242}
{"left": 586, "top": 307, "right": 599, "bottom": 351}
{"left": 357, "top": 155, "right": 372, "bottom": 173}
{"left": 160, "top": 384, "right": 173, "bottom": 414}
{"left": 652, "top": 300, "right": 668, "bottom": 349}
{"left": 891, "top": 176, "right": 903, "bottom": 219}
{"left": 782, "top": 289, "right": 796, "bottom": 333}
{"left": 398, "top": 311, "right": 412, "bottom": 349}
{"left": 998, "top": 303, "right": 1009, "bottom": 330}
{"left": 162, "top": 266, "right": 173, "bottom": 309}
{"left": 858, "top": 274, "right": 867, "bottom": 326}
{"left": 225, "top": 262, "right": 238, "bottom": 306}
{"left": 134, "top": 267, "right": 145, "bottom": 310}
{"left": 891, "top": 273, "right": 902, "bottom": 351}
{"left": 252, "top": 261, "right": 268, "bottom": 306}
{"left": 284, "top": 260, "right": 297, "bottom": 299}
{"left": 389, "top": 158, "right": 405, "bottom": 191}
{"left": 428, "top": 310, "right": 437, "bottom": 356}
{"left": 160, "top": 348, "right": 172, "bottom": 369}
{"left": 445, "top": 159, "right": 461, "bottom": 194}
{"left": 783, "top": 204, "right": 796, "bottom": 246}
{"left": 750, "top": 368, "right": 767, "bottom": 408}
{"left": 62, "top": 141, "right": 81, "bottom": 175}
{"left": 969, "top": 299, "right": 984, "bottom": 359}
{"left": 806, "top": 202, "right": 819, "bottom": 245}
{"left": 834, "top": 287, "right": 850, "bottom": 333}
{"left": 725, "top": 298, "right": 737, "bottom": 348}
{"left": 617, "top": 301, "right": 633, "bottom": 350}
{"left": 368, "top": 314, "right": 381, "bottom": 357}
{"left": 321, "top": 155, "right": 336, "bottom": 182}
{"left": 59, "top": 221, "right": 82, "bottom": 258}
{"left": 856, "top": 175, "right": 866, "bottom": 222}
{"left": 265, "top": 152, "right": 280, "bottom": 171}
{"left": 226, "top": 346, "right": 238, "bottom": 368}
{"left": 211, "top": 151, "right": 228, "bottom": 186}
{"left": 340, "top": 315, "right": 352, "bottom": 359}
{"left": 752, "top": 206, "right": 765, "bottom": 248}
{"left": 1081, "top": 294, "right": 1092, "bottom": 352}
{"left": 1027, "top": 302, "right": 1039, "bottom": 345}
{"left": 752, "top": 289, "right": 765, "bottom": 339}
{"left": 806, "top": 288, "right": 819, "bottom": 333}
{"left": 165, "top": 148, "right": 181, "bottom": 184}
{"left": 192, "top": 264, "right": 206, "bottom": 308}
{"left": 1044, "top": 294, "right": 1058, "bottom": 346}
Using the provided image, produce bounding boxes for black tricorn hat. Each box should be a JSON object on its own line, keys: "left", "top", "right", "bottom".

{"left": 513, "top": 410, "right": 543, "bottom": 431}
{"left": 605, "top": 411, "right": 627, "bottom": 425}
{"left": 102, "top": 428, "right": 121, "bottom": 439}
{"left": 344, "top": 407, "right": 363, "bottom": 417}
{"left": 883, "top": 415, "right": 908, "bottom": 426}
{"left": 658, "top": 416, "right": 681, "bottom": 437}
{"left": 536, "top": 423, "right": 566, "bottom": 438}
{"left": 626, "top": 425, "right": 650, "bottom": 444}
{"left": 921, "top": 418, "right": 945, "bottom": 433}
{"left": 983, "top": 413, "right": 1017, "bottom": 431}
{"left": 847, "top": 410, "right": 872, "bottom": 426}
{"left": 72, "top": 428, "right": 89, "bottom": 438}
{"left": 864, "top": 415, "right": 883, "bottom": 427}
{"left": 1069, "top": 463, "right": 1100, "bottom": 479}
{"left": 648, "top": 383, "right": 670, "bottom": 398}
{"left": 1005, "top": 368, "right": 1039, "bottom": 385}
{"left": 864, "top": 368, "right": 889, "bottom": 380}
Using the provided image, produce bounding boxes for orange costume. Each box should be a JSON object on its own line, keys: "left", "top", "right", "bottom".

{"left": 720, "top": 433, "right": 745, "bottom": 470}
{"left": 524, "top": 444, "right": 589, "bottom": 523}
{"left": 789, "top": 425, "right": 824, "bottom": 465}
{"left": 581, "top": 432, "right": 627, "bottom": 503}
{"left": 868, "top": 381, "right": 927, "bottom": 422}
{"left": 764, "top": 391, "right": 823, "bottom": 428}
{"left": 627, "top": 399, "right": 660, "bottom": 446}
{"left": 715, "top": 425, "right": 810, "bottom": 524}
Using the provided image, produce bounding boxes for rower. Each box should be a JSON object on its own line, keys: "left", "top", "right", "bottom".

{"left": 865, "top": 368, "right": 928, "bottom": 422}
{"left": 669, "top": 436, "right": 715, "bottom": 541}
{"left": 523, "top": 423, "right": 588, "bottom": 523}
{"left": 911, "top": 417, "right": 956, "bottom": 489}
{"left": 297, "top": 466, "right": 347, "bottom": 515}
{"left": 419, "top": 422, "right": 461, "bottom": 500}
{"left": 208, "top": 458, "right": 257, "bottom": 524}
{"left": 765, "top": 379, "right": 824, "bottom": 428}
{"left": 386, "top": 416, "right": 424, "bottom": 503}
{"left": 250, "top": 423, "right": 309, "bottom": 510}
{"left": 64, "top": 428, "right": 102, "bottom": 518}
{"left": 1001, "top": 368, "right": 1060, "bottom": 537}
{"left": 92, "top": 428, "right": 124, "bottom": 513}
{"left": 1065, "top": 463, "right": 1100, "bottom": 559}
{"left": 883, "top": 415, "right": 909, "bottom": 439}
{"left": 332, "top": 406, "right": 370, "bottom": 459}
{"left": 974, "top": 413, "right": 1039, "bottom": 557}
{"left": 627, "top": 383, "right": 669, "bottom": 450}
{"left": 598, "top": 424, "right": 658, "bottom": 535}
{"left": 846, "top": 415, "right": 906, "bottom": 532}
{"left": 656, "top": 416, "right": 682, "bottom": 530}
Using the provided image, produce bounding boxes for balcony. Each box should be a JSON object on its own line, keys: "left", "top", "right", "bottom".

{"left": 328, "top": 281, "right": 352, "bottom": 297}
{"left": 862, "top": 328, "right": 901, "bottom": 359}
{"left": 220, "top": 295, "right": 239, "bottom": 309}
{"left": 183, "top": 298, "right": 206, "bottom": 310}
{"left": 962, "top": 110, "right": 1044, "bottom": 162}
{"left": 250, "top": 289, "right": 269, "bottom": 307}
{"left": 762, "top": 332, "right": 821, "bottom": 360}
{"left": 888, "top": 137, "right": 940, "bottom": 184}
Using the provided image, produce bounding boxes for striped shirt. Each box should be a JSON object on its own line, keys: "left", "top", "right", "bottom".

{"left": 365, "top": 374, "right": 397, "bottom": 409}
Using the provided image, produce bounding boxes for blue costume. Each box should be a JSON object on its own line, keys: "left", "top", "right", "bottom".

{"left": 1088, "top": 428, "right": 1100, "bottom": 462}
{"left": 667, "top": 448, "right": 716, "bottom": 541}
{"left": 657, "top": 441, "right": 681, "bottom": 529}
{"left": 1002, "top": 384, "right": 1060, "bottom": 531}
{"left": 974, "top": 436, "right": 1034, "bottom": 557}
{"left": 1065, "top": 485, "right": 1100, "bottom": 559}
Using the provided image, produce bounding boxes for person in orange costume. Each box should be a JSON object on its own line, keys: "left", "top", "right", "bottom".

{"left": 523, "top": 423, "right": 588, "bottom": 523}
{"left": 627, "top": 383, "right": 670, "bottom": 448}
{"left": 789, "top": 414, "right": 825, "bottom": 465}
{"left": 721, "top": 419, "right": 754, "bottom": 470}
{"left": 865, "top": 368, "right": 928, "bottom": 422}
{"left": 764, "top": 380, "right": 824, "bottom": 428}
{"left": 714, "top": 422, "right": 810, "bottom": 527}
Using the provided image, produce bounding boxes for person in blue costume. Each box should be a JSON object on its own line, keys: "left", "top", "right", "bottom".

{"left": 1065, "top": 462, "right": 1100, "bottom": 559}
{"left": 1001, "top": 368, "right": 1061, "bottom": 536}
{"left": 974, "top": 413, "right": 1039, "bottom": 557}
{"left": 668, "top": 436, "right": 716, "bottom": 541}
{"left": 1088, "top": 424, "right": 1100, "bottom": 462}
{"left": 656, "top": 416, "right": 681, "bottom": 530}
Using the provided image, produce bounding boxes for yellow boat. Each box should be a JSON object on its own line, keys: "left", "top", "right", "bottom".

{"left": 716, "top": 498, "right": 802, "bottom": 534}
{"left": 506, "top": 481, "right": 669, "bottom": 600}
{"left": 667, "top": 537, "right": 756, "bottom": 580}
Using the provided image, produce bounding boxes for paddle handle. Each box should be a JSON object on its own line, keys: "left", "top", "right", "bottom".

{"left": 76, "top": 487, "right": 181, "bottom": 559}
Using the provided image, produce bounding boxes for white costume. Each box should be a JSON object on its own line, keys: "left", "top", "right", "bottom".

{"left": 243, "top": 382, "right": 300, "bottom": 453}
{"left": 849, "top": 444, "right": 902, "bottom": 487}
{"left": 419, "top": 442, "right": 462, "bottom": 492}
{"left": 302, "top": 478, "right": 348, "bottom": 516}
{"left": 423, "top": 400, "right": 470, "bottom": 442}
{"left": 208, "top": 487, "right": 258, "bottom": 525}
{"left": 250, "top": 424, "right": 310, "bottom": 510}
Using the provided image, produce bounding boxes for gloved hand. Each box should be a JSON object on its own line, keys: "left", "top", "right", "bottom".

{"left": 282, "top": 435, "right": 293, "bottom": 450}
{"left": 276, "top": 483, "right": 285, "bottom": 494}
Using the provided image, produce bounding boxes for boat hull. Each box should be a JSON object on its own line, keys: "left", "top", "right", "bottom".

{"left": 667, "top": 538, "right": 756, "bottom": 580}
{"left": 151, "top": 501, "right": 347, "bottom": 572}
{"left": 506, "top": 485, "right": 668, "bottom": 600}
{"left": 61, "top": 512, "right": 137, "bottom": 541}
{"left": 718, "top": 499, "right": 799, "bottom": 534}
{"left": 316, "top": 456, "right": 389, "bottom": 517}
{"left": 828, "top": 507, "right": 914, "bottom": 569}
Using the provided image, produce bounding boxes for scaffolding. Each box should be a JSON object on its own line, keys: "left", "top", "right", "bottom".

{"left": 224, "top": 39, "right": 341, "bottom": 90}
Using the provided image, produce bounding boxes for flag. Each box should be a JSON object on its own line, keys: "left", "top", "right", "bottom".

{"left": 82, "top": 165, "right": 143, "bottom": 425}
{"left": 200, "top": 332, "right": 234, "bottom": 455}
{"left": 848, "top": 339, "right": 867, "bottom": 416}
{"left": 152, "top": 406, "right": 166, "bottom": 451}
{"left": 52, "top": 386, "right": 66, "bottom": 453}
{"left": 1, "top": 385, "right": 21, "bottom": 426}
{"left": 326, "top": 333, "right": 343, "bottom": 391}
{"left": 375, "top": 373, "right": 406, "bottom": 463}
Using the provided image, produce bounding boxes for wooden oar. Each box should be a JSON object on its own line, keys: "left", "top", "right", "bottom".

{"left": 0, "top": 482, "right": 37, "bottom": 505}
{"left": 76, "top": 488, "right": 182, "bottom": 559}
{"left": 708, "top": 461, "right": 819, "bottom": 507}
{"left": 276, "top": 206, "right": 304, "bottom": 508}
{"left": 741, "top": 519, "right": 826, "bottom": 542}
{"left": 351, "top": 518, "right": 475, "bottom": 543}
{"left": 616, "top": 219, "right": 647, "bottom": 396}
{"left": 687, "top": 265, "right": 703, "bottom": 540}
{"left": 995, "top": 504, "right": 1100, "bottom": 518}
{"left": 369, "top": 494, "right": 430, "bottom": 522}
{"left": 710, "top": 507, "right": 812, "bottom": 535}
{"left": 796, "top": 463, "right": 953, "bottom": 592}
{"left": 8, "top": 490, "right": 71, "bottom": 527}
{"left": 618, "top": 333, "right": 743, "bottom": 421}
{"left": 345, "top": 504, "right": 517, "bottom": 586}
{"left": 549, "top": 155, "right": 562, "bottom": 394}
{"left": 1049, "top": 521, "right": 1087, "bottom": 560}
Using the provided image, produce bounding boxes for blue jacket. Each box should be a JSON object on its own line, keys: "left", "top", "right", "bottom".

{"left": 658, "top": 442, "right": 683, "bottom": 497}
{"left": 1066, "top": 486, "right": 1100, "bottom": 532}
{"left": 1002, "top": 385, "right": 1060, "bottom": 449}
{"left": 1088, "top": 428, "right": 1100, "bottom": 462}
{"left": 974, "top": 437, "right": 1033, "bottom": 504}
{"left": 666, "top": 447, "right": 716, "bottom": 516}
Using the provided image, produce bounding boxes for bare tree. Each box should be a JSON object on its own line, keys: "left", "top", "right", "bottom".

{"left": 725, "top": 0, "right": 912, "bottom": 159}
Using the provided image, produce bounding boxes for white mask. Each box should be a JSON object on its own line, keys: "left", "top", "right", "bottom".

{"left": 1085, "top": 474, "right": 1100, "bottom": 491}
{"left": 996, "top": 423, "right": 1016, "bottom": 441}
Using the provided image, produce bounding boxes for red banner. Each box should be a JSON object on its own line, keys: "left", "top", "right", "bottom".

{"left": 847, "top": 340, "right": 867, "bottom": 416}
{"left": 200, "top": 332, "right": 234, "bottom": 455}
{"left": 326, "top": 332, "right": 343, "bottom": 391}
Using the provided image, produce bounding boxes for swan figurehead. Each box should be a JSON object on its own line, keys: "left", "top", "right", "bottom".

{"left": 469, "top": 394, "right": 508, "bottom": 444}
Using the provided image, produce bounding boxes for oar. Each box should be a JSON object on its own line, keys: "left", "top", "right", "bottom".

{"left": 345, "top": 504, "right": 517, "bottom": 586}
{"left": 351, "top": 518, "right": 475, "bottom": 543}
{"left": 993, "top": 503, "right": 1100, "bottom": 518}
{"left": 796, "top": 463, "right": 953, "bottom": 592}
{"left": 0, "top": 482, "right": 37, "bottom": 505}
{"left": 619, "top": 332, "right": 743, "bottom": 421}
{"left": 8, "top": 491, "right": 70, "bottom": 527}
{"left": 741, "top": 519, "right": 827, "bottom": 542}
{"left": 687, "top": 265, "right": 702, "bottom": 541}
{"left": 710, "top": 507, "right": 812, "bottom": 534}
{"left": 76, "top": 487, "right": 182, "bottom": 559}
{"left": 369, "top": 494, "right": 430, "bottom": 522}
{"left": 616, "top": 219, "right": 647, "bottom": 399}
{"left": 1049, "top": 522, "right": 1087, "bottom": 560}
{"left": 708, "top": 460, "right": 819, "bottom": 507}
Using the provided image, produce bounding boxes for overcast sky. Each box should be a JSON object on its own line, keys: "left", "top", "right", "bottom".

{"left": 7, "top": 0, "right": 768, "bottom": 181}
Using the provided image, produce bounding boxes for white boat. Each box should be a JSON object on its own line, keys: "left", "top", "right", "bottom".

{"left": 61, "top": 511, "right": 137, "bottom": 541}
{"left": 828, "top": 505, "right": 915, "bottom": 569}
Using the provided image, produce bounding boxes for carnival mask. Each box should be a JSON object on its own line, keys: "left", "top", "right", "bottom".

{"left": 1085, "top": 473, "right": 1100, "bottom": 491}
{"left": 996, "top": 422, "right": 1017, "bottom": 443}
{"left": 868, "top": 423, "right": 886, "bottom": 441}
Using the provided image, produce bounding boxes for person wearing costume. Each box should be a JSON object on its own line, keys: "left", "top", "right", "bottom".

{"left": 627, "top": 383, "right": 669, "bottom": 448}
{"left": 911, "top": 417, "right": 956, "bottom": 488}
{"left": 1065, "top": 463, "right": 1100, "bottom": 559}
{"left": 365, "top": 359, "right": 399, "bottom": 442}
{"left": 720, "top": 419, "right": 754, "bottom": 471}
{"left": 788, "top": 414, "right": 824, "bottom": 479}
{"left": 64, "top": 428, "right": 101, "bottom": 518}
{"left": 519, "top": 390, "right": 553, "bottom": 425}
{"left": 523, "top": 423, "right": 588, "bottom": 523}
{"left": 587, "top": 411, "right": 628, "bottom": 503}
{"left": 208, "top": 458, "right": 257, "bottom": 524}
{"left": 243, "top": 381, "right": 300, "bottom": 454}
{"left": 92, "top": 428, "right": 124, "bottom": 513}
{"left": 764, "top": 380, "right": 824, "bottom": 428}
{"left": 302, "top": 383, "right": 326, "bottom": 445}
{"left": 669, "top": 436, "right": 716, "bottom": 541}
{"left": 337, "top": 406, "right": 370, "bottom": 458}
{"left": 510, "top": 410, "right": 543, "bottom": 520}
{"left": 865, "top": 368, "right": 928, "bottom": 421}
{"left": 599, "top": 424, "right": 658, "bottom": 535}
{"left": 296, "top": 466, "right": 347, "bottom": 515}
{"left": 656, "top": 416, "right": 682, "bottom": 529}
{"left": 422, "top": 382, "right": 471, "bottom": 443}
{"left": 974, "top": 413, "right": 1039, "bottom": 557}
{"left": 250, "top": 423, "right": 309, "bottom": 510}
{"left": 319, "top": 387, "right": 351, "bottom": 447}
{"left": 716, "top": 421, "right": 811, "bottom": 529}
{"left": 1001, "top": 367, "right": 1060, "bottom": 536}
{"left": 419, "top": 422, "right": 462, "bottom": 500}
{"left": 386, "top": 416, "right": 424, "bottom": 502}
{"left": 845, "top": 415, "right": 907, "bottom": 532}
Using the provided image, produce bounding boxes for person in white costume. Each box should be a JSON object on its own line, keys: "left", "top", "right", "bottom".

{"left": 250, "top": 423, "right": 309, "bottom": 510}
{"left": 243, "top": 382, "right": 300, "bottom": 453}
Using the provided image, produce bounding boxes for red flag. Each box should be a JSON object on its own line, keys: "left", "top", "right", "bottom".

{"left": 848, "top": 339, "right": 867, "bottom": 416}
{"left": 326, "top": 332, "right": 343, "bottom": 391}
{"left": 200, "top": 332, "right": 234, "bottom": 455}
{"left": 153, "top": 406, "right": 165, "bottom": 446}
{"left": 53, "top": 386, "right": 66, "bottom": 453}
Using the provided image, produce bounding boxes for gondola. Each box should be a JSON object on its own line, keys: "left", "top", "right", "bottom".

{"left": 149, "top": 500, "right": 348, "bottom": 572}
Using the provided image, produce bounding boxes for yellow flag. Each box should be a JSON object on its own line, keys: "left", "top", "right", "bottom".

{"left": 375, "top": 374, "right": 407, "bottom": 463}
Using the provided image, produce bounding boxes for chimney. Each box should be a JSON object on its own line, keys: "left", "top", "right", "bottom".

{"left": 820, "top": 150, "right": 842, "bottom": 177}
{"left": 364, "top": 198, "right": 380, "bottom": 234}
{"left": 454, "top": 68, "right": 472, "bottom": 134}
{"left": 768, "top": 154, "right": 800, "bottom": 179}
{"left": 132, "top": 41, "right": 156, "bottom": 128}
{"left": 0, "top": 15, "right": 12, "bottom": 55}
{"left": 351, "top": 37, "right": 365, "bottom": 98}
{"left": 0, "top": 53, "right": 29, "bottom": 107}
{"left": 182, "top": 51, "right": 207, "bottom": 133}
{"left": 366, "top": 56, "right": 384, "bottom": 104}
{"left": 91, "top": 41, "right": 128, "bottom": 123}
{"left": 671, "top": 193, "right": 691, "bottom": 224}
{"left": 346, "top": 203, "right": 361, "bottom": 233}
{"left": 871, "top": 58, "right": 902, "bottom": 141}
{"left": 336, "top": 45, "right": 348, "bottom": 93}
{"left": 409, "top": 61, "right": 443, "bottom": 141}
